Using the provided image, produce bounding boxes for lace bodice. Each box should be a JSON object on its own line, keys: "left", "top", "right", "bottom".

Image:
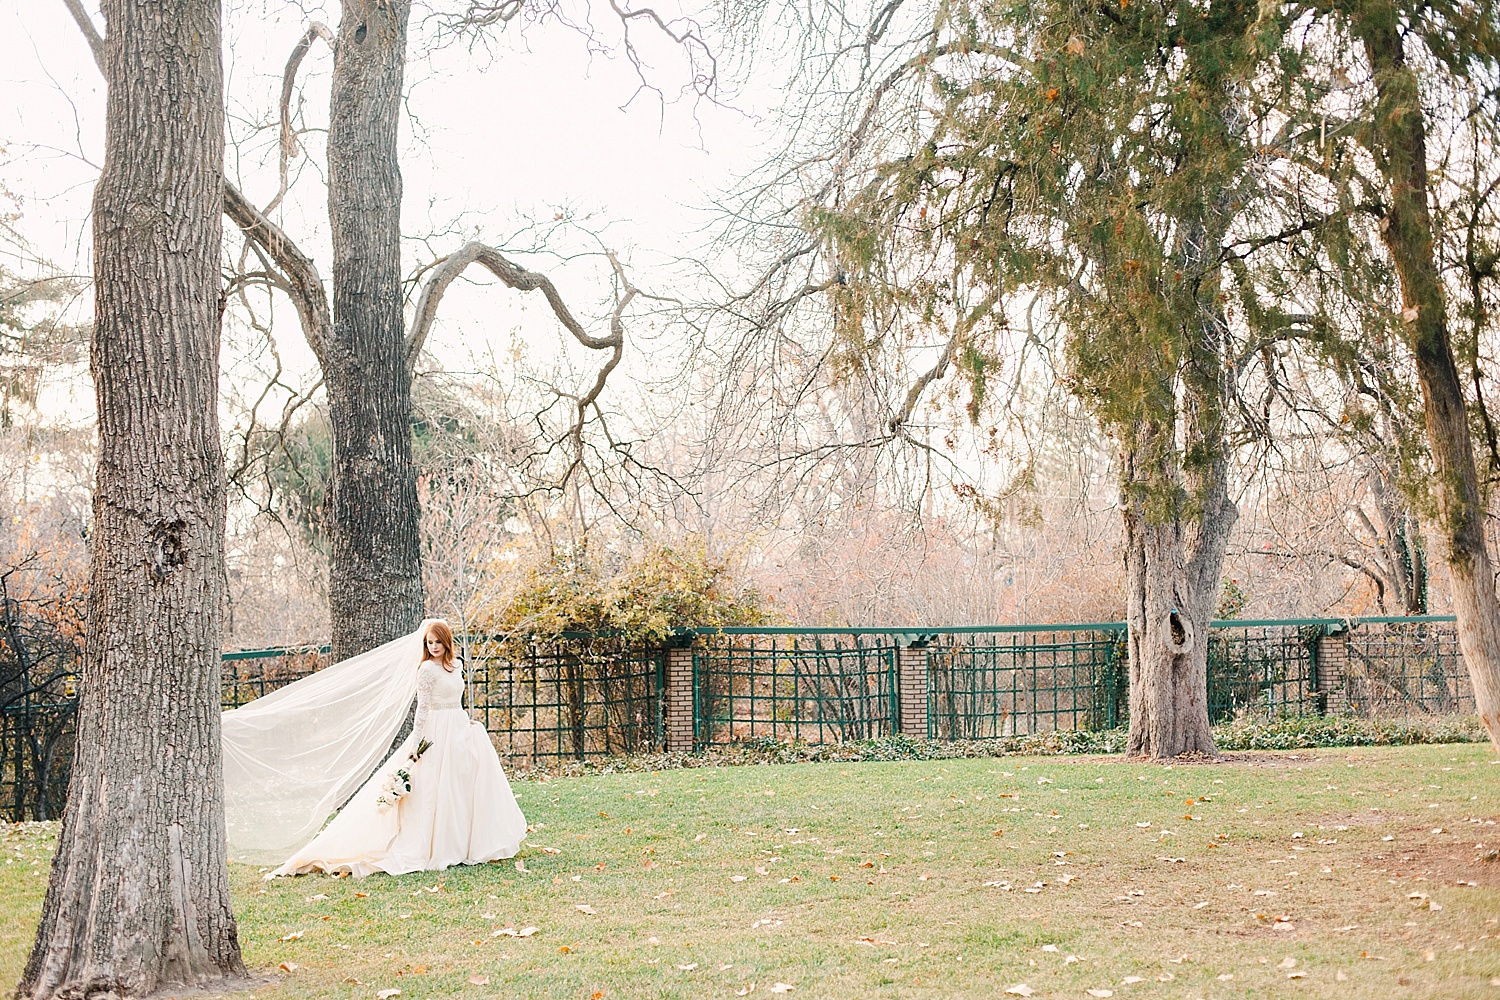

{"left": 413, "top": 659, "right": 465, "bottom": 740}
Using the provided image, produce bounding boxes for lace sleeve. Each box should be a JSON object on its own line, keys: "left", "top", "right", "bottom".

{"left": 412, "top": 664, "right": 437, "bottom": 743}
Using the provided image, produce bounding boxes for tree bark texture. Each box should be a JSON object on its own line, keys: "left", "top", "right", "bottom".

{"left": 1358, "top": 8, "right": 1500, "bottom": 750}
{"left": 1121, "top": 416, "right": 1233, "bottom": 760}
{"left": 1120, "top": 187, "right": 1239, "bottom": 760}
{"left": 19, "top": 1, "right": 245, "bottom": 995}
{"left": 325, "top": 0, "right": 424, "bottom": 661}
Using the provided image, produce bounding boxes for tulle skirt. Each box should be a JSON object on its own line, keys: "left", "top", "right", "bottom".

{"left": 272, "top": 708, "right": 527, "bottom": 877}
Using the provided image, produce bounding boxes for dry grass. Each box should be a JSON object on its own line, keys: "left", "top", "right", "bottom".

{"left": 5, "top": 743, "right": 1500, "bottom": 999}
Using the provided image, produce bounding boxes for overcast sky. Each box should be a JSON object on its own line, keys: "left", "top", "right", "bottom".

{"left": 1, "top": 0, "right": 781, "bottom": 414}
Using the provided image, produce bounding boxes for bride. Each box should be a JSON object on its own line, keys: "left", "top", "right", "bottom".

{"left": 221, "top": 619, "right": 527, "bottom": 877}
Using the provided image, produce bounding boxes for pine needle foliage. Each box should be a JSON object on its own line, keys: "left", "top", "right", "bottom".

{"left": 805, "top": 0, "right": 1266, "bottom": 520}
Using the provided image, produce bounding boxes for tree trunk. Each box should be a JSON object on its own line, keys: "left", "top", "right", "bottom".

{"left": 1358, "top": 10, "right": 1500, "bottom": 750}
{"left": 18, "top": 1, "right": 245, "bottom": 995}
{"left": 1121, "top": 186, "right": 1239, "bottom": 761}
{"left": 1121, "top": 417, "right": 1230, "bottom": 760}
{"left": 324, "top": 0, "right": 424, "bottom": 661}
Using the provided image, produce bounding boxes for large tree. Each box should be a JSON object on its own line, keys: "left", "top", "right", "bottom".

{"left": 738, "top": 0, "right": 1264, "bottom": 757}
{"left": 20, "top": 0, "right": 246, "bottom": 995}
{"left": 219, "top": 3, "right": 650, "bottom": 659}
{"left": 67, "top": 0, "right": 649, "bottom": 661}
{"left": 1245, "top": 0, "right": 1500, "bottom": 747}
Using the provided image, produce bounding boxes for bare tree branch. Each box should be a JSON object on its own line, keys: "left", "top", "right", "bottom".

{"left": 408, "top": 241, "right": 622, "bottom": 360}
{"left": 408, "top": 240, "right": 637, "bottom": 485}
{"left": 60, "top": 0, "right": 104, "bottom": 72}
{"left": 266, "top": 22, "right": 335, "bottom": 217}
{"left": 223, "top": 182, "right": 334, "bottom": 364}
{"left": 63, "top": 4, "right": 335, "bottom": 369}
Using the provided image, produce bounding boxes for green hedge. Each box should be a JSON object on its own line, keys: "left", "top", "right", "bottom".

{"left": 520, "top": 715, "right": 1489, "bottom": 777}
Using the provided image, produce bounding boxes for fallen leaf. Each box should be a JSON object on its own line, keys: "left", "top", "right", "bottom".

{"left": 730, "top": 875, "right": 748, "bottom": 882}
{"left": 542, "top": 846, "right": 562, "bottom": 854}
{"left": 1287, "top": 971, "right": 1307, "bottom": 979}
{"left": 1279, "top": 957, "right": 1297, "bottom": 969}
{"left": 735, "top": 986, "right": 755, "bottom": 997}
{"left": 1120, "top": 976, "right": 1146, "bottom": 984}
{"left": 769, "top": 984, "right": 796, "bottom": 994}
{"left": 515, "top": 860, "right": 529, "bottom": 873}
{"left": 1086, "top": 991, "right": 1113, "bottom": 998}
{"left": 1042, "top": 944, "right": 1059, "bottom": 953}
{"left": 1004, "top": 986, "right": 1034, "bottom": 997}
{"left": 467, "top": 975, "right": 490, "bottom": 986}
{"left": 376, "top": 990, "right": 401, "bottom": 999}
{"left": 678, "top": 963, "right": 699, "bottom": 971}
{"left": 1216, "top": 973, "right": 1234, "bottom": 981}
{"left": 280, "top": 931, "right": 303, "bottom": 941}
{"left": 575, "top": 904, "right": 599, "bottom": 915}
{"left": 307, "top": 893, "right": 329, "bottom": 901}
{"left": 278, "top": 962, "right": 298, "bottom": 973}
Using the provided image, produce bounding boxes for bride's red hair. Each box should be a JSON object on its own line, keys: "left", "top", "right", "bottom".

{"left": 423, "top": 621, "right": 456, "bottom": 666}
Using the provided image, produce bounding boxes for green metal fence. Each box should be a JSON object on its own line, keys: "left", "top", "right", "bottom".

{"left": 1, "top": 615, "right": 1482, "bottom": 821}
{"left": 1204, "top": 622, "right": 1323, "bottom": 722}
{"left": 467, "top": 636, "right": 664, "bottom": 768}
{"left": 927, "top": 627, "right": 1126, "bottom": 738}
{"left": 1342, "top": 618, "right": 1472, "bottom": 716}
{"left": 221, "top": 645, "right": 330, "bottom": 707}
{"left": 693, "top": 633, "right": 899, "bottom": 745}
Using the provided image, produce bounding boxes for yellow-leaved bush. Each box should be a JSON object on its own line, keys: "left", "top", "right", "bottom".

{"left": 484, "top": 540, "right": 778, "bottom": 648}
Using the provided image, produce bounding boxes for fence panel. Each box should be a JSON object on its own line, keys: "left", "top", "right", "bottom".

{"left": 927, "top": 629, "right": 1125, "bottom": 739}
{"left": 220, "top": 646, "right": 330, "bottom": 708}
{"left": 1341, "top": 620, "right": 1471, "bottom": 717}
{"left": 0, "top": 617, "right": 1481, "bottom": 820}
{"left": 468, "top": 637, "right": 664, "bottom": 768}
{"left": 693, "top": 635, "right": 899, "bottom": 745}
{"left": 1205, "top": 623, "right": 1321, "bottom": 722}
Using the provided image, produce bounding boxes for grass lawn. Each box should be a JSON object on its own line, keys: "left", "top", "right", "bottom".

{"left": 4, "top": 743, "right": 1500, "bottom": 999}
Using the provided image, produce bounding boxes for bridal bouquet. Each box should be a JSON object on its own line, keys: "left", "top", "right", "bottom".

{"left": 375, "top": 739, "right": 433, "bottom": 812}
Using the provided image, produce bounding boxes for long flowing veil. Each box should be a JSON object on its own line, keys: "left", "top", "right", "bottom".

{"left": 221, "top": 619, "right": 441, "bottom": 863}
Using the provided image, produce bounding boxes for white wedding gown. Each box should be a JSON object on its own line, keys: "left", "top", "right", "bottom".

{"left": 271, "top": 659, "right": 527, "bottom": 877}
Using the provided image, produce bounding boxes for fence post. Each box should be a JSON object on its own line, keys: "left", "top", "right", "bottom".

{"left": 895, "top": 636, "right": 930, "bottom": 738}
{"left": 1315, "top": 624, "right": 1350, "bottom": 715}
{"left": 664, "top": 637, "right": 696, "bottom": 752}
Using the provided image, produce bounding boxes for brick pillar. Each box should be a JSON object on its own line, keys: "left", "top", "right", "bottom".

{"left": 1315, "top": 628, "right": 1349, "bottom": 715}
{"left": 664, "top": 643, "right": 696, "bottom": 751}
{"left": 896, "top": 643, "right": 929, "bottom": 737}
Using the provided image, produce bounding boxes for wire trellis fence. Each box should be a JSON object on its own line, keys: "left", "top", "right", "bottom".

{"left": 927, "top": 627, "right": 1127, "bottom": 738}
{"left": 0, "top": 615, "right": 1480, "bottom": 820}
{"left": 692, "top": 633, "right": 899, "bottom": 745}
{"left": 467, "top": 636, "right": 664, "bottom": 767}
